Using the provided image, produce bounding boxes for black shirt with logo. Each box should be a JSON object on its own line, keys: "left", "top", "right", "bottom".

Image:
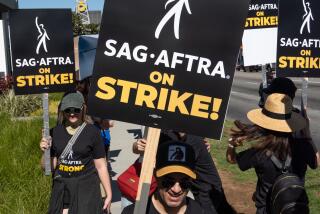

{"left": 236, "top": 140, "right": 317, "bottom": 212}
{"left": 50, "top": 124, "right": 106, "bottom": 177}
{"left": 122, "top": 196, "right": 203, "bottom": 214}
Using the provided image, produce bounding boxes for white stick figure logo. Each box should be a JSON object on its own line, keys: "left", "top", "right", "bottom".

{"left": 35, "top": 17, "right": 50, "bottom": 54}
{"left": 67, "top": 149, "right": 74, "bottom": 160}
{"left": 155, "top": 0, "right": 192, "bottom": 39}
{"left": 300, "top": 0, "right": 314, "bottom": 34}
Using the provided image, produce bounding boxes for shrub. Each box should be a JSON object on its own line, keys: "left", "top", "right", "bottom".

{"left": 0, "top": 90, "right": 42, "bottom": 117}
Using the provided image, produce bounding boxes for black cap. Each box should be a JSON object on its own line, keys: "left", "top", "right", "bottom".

{"left": 263, "top": 77, "right": 297, "bottom": 99}
{"left": 155, "top": 141, "right": 196, "bottom": 179}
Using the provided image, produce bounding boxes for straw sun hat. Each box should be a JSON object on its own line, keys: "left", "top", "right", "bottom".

{"left": 247, "top": 93, "right": 306, "bottom": 133}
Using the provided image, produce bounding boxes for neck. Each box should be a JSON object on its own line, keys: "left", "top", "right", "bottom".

{"left": 65, "top": 120, "right": 82, "bottom": 128}
{"left": 152, "top": 192, "right": 187, "bottom": 214}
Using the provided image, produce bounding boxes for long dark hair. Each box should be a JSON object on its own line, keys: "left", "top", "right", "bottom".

{"left": 230, "top": 120, "right": 292, "bottom": 161}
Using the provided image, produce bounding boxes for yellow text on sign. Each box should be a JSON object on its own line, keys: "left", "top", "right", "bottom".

{"left": 95, "top": 74, "right": 223, "bottom": 120}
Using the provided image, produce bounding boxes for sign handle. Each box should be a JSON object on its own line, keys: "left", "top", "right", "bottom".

{"left": 301, "top": 77, "right": 308, "bottom": 109}
{"left": 42, "top": 93, "right": 51, "bottom": 176}
{"left": 134, "top": 127, "right": 161, "bottom": 214}
{"left": 262, "top": 64, "right": 268, "bottom": 88}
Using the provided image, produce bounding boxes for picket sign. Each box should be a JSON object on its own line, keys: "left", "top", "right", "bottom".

{"left": 42, "top": 93, "right": 51, "bottom": 175}
{"left": 134, "top": 127, "right": 161, "bottom": 214}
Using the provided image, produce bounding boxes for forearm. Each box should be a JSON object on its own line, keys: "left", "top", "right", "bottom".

{"left": 40, "top": 153, "right": 57, "bottom": 171}
{"left": 95, "top": 159, "right": 112, "bottom": 198}
{"left": 226, "top": 147, "right": 237, "bottom": 164}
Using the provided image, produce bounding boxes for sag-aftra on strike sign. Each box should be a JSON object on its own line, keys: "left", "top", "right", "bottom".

{"left": 88, "top": 0, "right": 250, "bottom": 139}
{"left": 277, "top": 0, "right": 320, "bottom": 77}
{"left": 9, "top": 9, "right": 75, "bottom": 95}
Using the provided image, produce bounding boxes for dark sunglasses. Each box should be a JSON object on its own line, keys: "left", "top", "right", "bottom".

{"left": 64, "top": 107, "right": 82, "bottom": 114}
{"left": 161, "top": 176, "right": 191, "bottom": 190}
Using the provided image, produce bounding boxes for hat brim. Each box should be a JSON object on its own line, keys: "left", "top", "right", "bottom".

{"left": 156, "top": 165, "right": 196, "bottom": 179}
{"left": 60, "top": 103, "right": 83, "bottom": 111}
{"left": 247, "top": 109, "right": 306, "bottom": 133}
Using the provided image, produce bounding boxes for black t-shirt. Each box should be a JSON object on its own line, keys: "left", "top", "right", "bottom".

{"left": 51, "top": 124, "right": 105, "bottom": 177}
{"left": 236, "top": 140, "right": 317, "bottom": 210}
{"left": 160, "top": 131, "right": 222, "bottom": 192}
{"left": 122, "top": 196, "right": 203, "bottom": 214}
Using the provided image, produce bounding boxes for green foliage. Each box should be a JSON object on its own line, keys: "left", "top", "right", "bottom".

{"left": 0, "top": 90, "right": 42, "bottom": 117}
{"left": 72, "top": 13, "right": 100, "bottom": 36}
{"left": 210, "top": 120, "right": 320, "bottom": 212}
{"left": 0, "top": 113, "right": 55, "bottom": 213}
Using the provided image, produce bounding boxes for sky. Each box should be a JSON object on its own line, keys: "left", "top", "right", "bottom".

{"left": 19, "top": 0, "right": 105, "bottom": 11}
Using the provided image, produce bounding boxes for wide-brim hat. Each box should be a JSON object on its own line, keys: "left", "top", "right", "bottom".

{"left": 156, "top": 141, "right": 196, "bottom": 179}
{"left": 247, "top": 93, "right": 306, "bottom": 133}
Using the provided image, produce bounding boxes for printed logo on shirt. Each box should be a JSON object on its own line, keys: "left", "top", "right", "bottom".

{"left": 168, "top": 145, "right": 186, "bottom": 162}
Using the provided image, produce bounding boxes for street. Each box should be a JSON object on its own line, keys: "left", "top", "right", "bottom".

{"left": 228, "top": 71, "right": 320, "bottom": 149}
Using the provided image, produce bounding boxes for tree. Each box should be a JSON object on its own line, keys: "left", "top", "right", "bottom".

{"left": 72, "top": 13, "right": 100, "bottom": 36}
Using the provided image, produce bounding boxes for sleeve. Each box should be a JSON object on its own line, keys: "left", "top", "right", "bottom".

{"left": 49, "top": 128, "right": 57, "bottom": 158}
{"left": 304, "top": 142, "right": 318, "bottom": 169}
{"left": 236, "top": 148, "right": 258, "bottom": 171}
{"left": 91, "top": 127, "right": 106, "bottom": 159}
{"left": 121, "top": 204, "right": 134, "bottom": 214}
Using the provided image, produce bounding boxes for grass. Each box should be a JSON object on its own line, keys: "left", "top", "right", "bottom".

{"left": 0, "top": 92, "right": 63, "bottom": 213}
{"left": 210, "top": 120, "right": 320, "bottom": 213}
{"left": 0, "top": 113, "right": 56, "bottom": 213}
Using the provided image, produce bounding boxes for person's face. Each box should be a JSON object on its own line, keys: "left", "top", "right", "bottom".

{"left": 63, "top": 107, "right": 82, "bottom": 124}
{"left": 157, "top": 173, "right": 192, "bottom": 208}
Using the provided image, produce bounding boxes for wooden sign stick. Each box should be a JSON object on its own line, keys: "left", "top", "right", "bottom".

{"left": 134, "top": 127, "right": 161, "bottom": 214}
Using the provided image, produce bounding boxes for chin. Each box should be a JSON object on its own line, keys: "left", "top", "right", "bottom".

{"left": 164, "top": 196, "right": 183, "bottom": 208}
{"left": 68, "top": 117, "right": 79, "bottom": 123}
{"left": 166, "top": 201, "right": 182, "bottom": 208}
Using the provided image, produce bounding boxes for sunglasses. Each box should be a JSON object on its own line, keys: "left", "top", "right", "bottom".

{"left": 160, "top": 176, "right": 192, "bottom": 190}
{"left": 64, "top": 107, "right": 82, "bottom": 114}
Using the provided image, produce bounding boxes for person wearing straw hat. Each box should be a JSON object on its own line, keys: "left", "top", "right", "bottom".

{"left": 226, "top": 93, "right": 318, "bottom": 214}
{"left": 40, "top": 92, "right": 112, "bottom": 214}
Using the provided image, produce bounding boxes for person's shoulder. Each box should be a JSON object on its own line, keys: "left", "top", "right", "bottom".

{"left": 121, "top": 204, "right": 135, "bottom": 214}
{"left": 84, "top": 123, "right": 100, "bottom": 133}
{"left": 186, "top": 197, "right": 205, "bottom": 213}
{"left": 51, "top": 124, "right": 64, "bottom": 133}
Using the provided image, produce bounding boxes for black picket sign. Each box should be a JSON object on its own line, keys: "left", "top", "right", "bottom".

{"left": 277, "top": 0, "right": 320, "bottom": 77}
{"left": 88, "top": 0, "right": 250, "bottom": 139}
{"left": 9, "top": 9, "right": 76, "bottom": 95}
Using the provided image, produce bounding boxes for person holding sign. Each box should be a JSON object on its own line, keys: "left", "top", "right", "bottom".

{"left": 40, "top": 92, "right": 112, "bottom": 214}
{"left": 226, "top": 93, "right": 318, "bottom": 214}
{"left": 123, "top": 141, "right": 203, "bottom": 213}
{"left": 133, "top": 131, "right": 235, "bottom": 214}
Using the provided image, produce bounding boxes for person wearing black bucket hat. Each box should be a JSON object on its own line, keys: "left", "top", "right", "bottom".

{"left": 226, "top": 93, "right": 318, "bottom": 214}
{"left": 122, "top": 141, "right": 204, "bottom": 214}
